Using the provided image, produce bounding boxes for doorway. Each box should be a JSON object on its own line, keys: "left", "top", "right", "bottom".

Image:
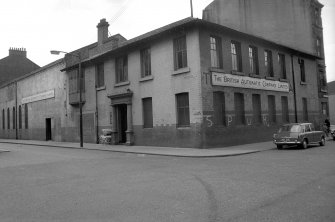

{"left": 45, "top": 118, "right": 52, "bottom": 141}
{"left": 117, "top": 104, "right": 127, "bottom": 144}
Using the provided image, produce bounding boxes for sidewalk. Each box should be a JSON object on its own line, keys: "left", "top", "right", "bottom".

{"left": 0, "top": 139, "right": 276, "bottom": 157}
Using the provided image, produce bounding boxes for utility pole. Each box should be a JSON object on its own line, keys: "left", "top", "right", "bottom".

{"left": 190, "top": 0, "right": 194, "bottom": 17}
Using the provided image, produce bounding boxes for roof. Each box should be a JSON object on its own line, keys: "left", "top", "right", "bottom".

{"left": 328, "top": 81, "right": 335, "bottom": 95}
{"left": 61, "top": 17, "right": 321, "bottom": 70}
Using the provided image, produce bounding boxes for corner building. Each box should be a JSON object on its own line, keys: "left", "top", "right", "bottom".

{"left": 0, "top": 14, "right": 326, "bottom": 148}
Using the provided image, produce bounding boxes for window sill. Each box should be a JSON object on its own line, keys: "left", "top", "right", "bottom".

{"left": 177, "top": 126, "right": 190, "bottom": 129}
{"left": 209, "top": 67, "right": 225, "bottom": 73}
{"left": 249, "top": 73, "right": 261, "bottom": 78}
{"left": 300, "top": 81, "right": 307, "bottom": 85}
{"left": 96, "top": 85, "right": 106, "bottom": 91}
{"left": 265, "top": 76, "right": 275, "bottom": 80}
{"left": 172, "top": 67, "right": 190, "bottom": 75}
{"left": 139, "top": 75, "right": 154, "bottom": 82}
{"left": 231, "top": 70, "right": 245, "bottom": 76}
{"left": 279, "top": 78, "right": 288, "bottom": 82}
{"left": 114, "top": 81, "right": 130, "bottom": 87}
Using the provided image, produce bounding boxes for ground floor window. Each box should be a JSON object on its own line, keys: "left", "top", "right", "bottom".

{"left": 213, "top": 92, "right": 226, "bottom": 126}
{"left": 281, "top": 96, "right": 289, "bottom": 123}
{"left": 142, "top": 97, "right": 153, "bottom": 128}
{"left": 176, "top": 93, "right": 190, "bottom": 127}
{"left": 252, "top": 94, "right": 262, "bottom": 124}
{"left": 321, "top": 102, "right": 328, "bottom": 116}
{"left": 302, "top": 98, "right": 308, "bottom": 121}
{"left": 268, "top": 95, "right": 276, "bottom": 123}
{"left": 234, "top": 93, "right": 245, "bottom": 125}
{"left": 25, "top": 104, "right": 28, "bottom": 129}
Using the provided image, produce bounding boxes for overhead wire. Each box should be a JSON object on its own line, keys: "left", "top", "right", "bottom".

{"left": 108, "top": 0, "right": 134, "bottom": 36}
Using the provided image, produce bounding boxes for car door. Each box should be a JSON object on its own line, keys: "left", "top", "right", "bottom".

{"left": 304, "top": 124, "right": 313, "bottom": 143}
{"left": 309, "top": 124, "right": 317, "bottom": 142}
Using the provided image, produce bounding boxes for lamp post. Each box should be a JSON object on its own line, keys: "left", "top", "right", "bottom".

{"left": 51, "top": 50, "right": 83, "bottom": 147}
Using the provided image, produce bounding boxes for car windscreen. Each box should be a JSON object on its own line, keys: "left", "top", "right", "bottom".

{"left": 278, "top": 125, "right": 302, "bottom": 133}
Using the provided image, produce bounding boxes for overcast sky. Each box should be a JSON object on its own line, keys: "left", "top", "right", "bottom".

{"left": 0, "top": 0, "right": 334, "bottom": 82}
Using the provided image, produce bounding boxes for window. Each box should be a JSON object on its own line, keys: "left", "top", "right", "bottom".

{"left": 142, "top": 97, "right": 153, "bottom": 128}
{"left": 299, "top": 59, "right": 306, "bottom": 82}
{"left": 252, "top": 94, "right": 262, "bottom": 124}
{"left": 2, "top": 109, "right": 4, "bottom": 130}
{"left": 249, "top": 46, "right": 259, "bottom": 74}
{"left": 12, "top": 107, "right": 15, "bottom": 130}
{"left": 115, "top": 55, "right": 128, "bottom": 83}
{"left": 210, "top": 36, "right": 223, "bottom": 69}
{"left": 7, "top": 108, "right": 10, "bottom": 129}
{"left": 96, "top": 63, "right": 104, "bottom": 88}
{"left": 264, "top": 50, "right": 273, "bottom": 77}
{"left": 268, "top": 95, "right": 276, "bottom": 123}
{"left": 316, "top": 38, "right": 322, "bottom": 57}
{"left": 278, "top": 53, "right": 286, "bottom": 79}
{"left": 24, "top": 104, "right": 28, "bottom": 129}
{"left": 213, "top": 92, "right": 226, "bottom": 126}
{"left": 302, "top": 98, "right": 308, "bottom": 121}
{"left": 321, "top": 102, "right": 328, "bottom": 116}
{"left": 281, "top": 96, "right": 289, "bottom": 123}
{"left": 141, "top": 48, "right": 152, "bottom": 77}
{"left": 69, "top": 69, "right": 85, "bottom": 94}
{"left": 234, "top": 93, "right": 245, "bottom": 125}
{"left": 231, "top": 41, "right": 242, "bottom": 72}
{"left": 19, "top": 105, "right": 22, "bottom": 129}
{"left": 176, "top": 93, "right": 190, "bottom": 127}
{"left": 173, "top": 36, "right": 187, "bottom": 70}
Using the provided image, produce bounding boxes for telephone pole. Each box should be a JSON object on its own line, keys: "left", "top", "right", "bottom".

{"left": 190, "top": 0, "right": 193, "bottom": 17}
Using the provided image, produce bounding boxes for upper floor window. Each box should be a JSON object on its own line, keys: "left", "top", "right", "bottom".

{"left": 249, "top": 46, "right": 259, "bottom": 74}
{"left": 141, "top": 48, "right": 152, "bottom": 78}
{"left": 314, "top": 8, "right": 321, "bottom": 26}
{"left": 278, "top": 53, "right": 286, "bottom": 79}
{"left": 299, "top": 58, "right": 306, "bottom": 82}
{"left": 115, "top": 55, "right": 128, "bottom": 83}
{"left": 173, "top": 36, "right": 187, "bottom": 70}
{"left": 264, "top": 50, "right": 273, "bottom": 77}
{"left": 316, "top": 38, "right": 322, "bottom": 57}
{"left": 69, "top": 68, "right": 85, "bottom": 94}
{"left": 210, "top": 36, "right": 223, "bottom": 69}
{"left": 231, "top": 41, "right": 242, "bottom": 72}
{"left": 96, "top": 63, "right": 105, "bottom": 88}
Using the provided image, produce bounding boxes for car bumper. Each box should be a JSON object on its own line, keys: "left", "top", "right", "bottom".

{"left": 273, "top": 141, "right": 302, "bottom": 145}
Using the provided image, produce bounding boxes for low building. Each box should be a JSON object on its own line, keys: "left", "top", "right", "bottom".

{"left": 0, "top": 16, "right": 327, "bottom": 148}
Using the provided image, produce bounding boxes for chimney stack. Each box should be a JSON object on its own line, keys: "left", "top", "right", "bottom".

{"left": 97, "top": 18, "right": 109, "bottom": 45}
{"left": 9, "top": 47, "right": 27, "bottom": 57}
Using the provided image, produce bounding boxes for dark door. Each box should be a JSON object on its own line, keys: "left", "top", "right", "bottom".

{"left": 46, "top": 118, "right": 52, "bottom": 141}
{"left": 117, "top": 104, "right": 127, "bottom": 143}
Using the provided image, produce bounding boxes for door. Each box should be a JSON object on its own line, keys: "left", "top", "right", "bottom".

{"left": 46, "top": 118, "right": 52, "bottom": 141}
{"left": 117, "top": 104, "right": 127, "bottom": 144}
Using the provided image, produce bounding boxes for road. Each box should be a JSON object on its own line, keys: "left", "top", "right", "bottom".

{"left": 0, "top": 142, "right": 334, "bottom": 222}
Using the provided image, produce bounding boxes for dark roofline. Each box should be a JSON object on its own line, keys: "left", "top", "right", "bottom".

{"left": 63, "top": 17, "right": 321, "bottom": 70}
{"left": 0, "top": 59, "right": 63, "bottom": 88}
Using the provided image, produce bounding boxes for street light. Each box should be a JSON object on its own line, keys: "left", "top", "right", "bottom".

{"left": 51, "top": 50, "right": 84, "bottom": 147}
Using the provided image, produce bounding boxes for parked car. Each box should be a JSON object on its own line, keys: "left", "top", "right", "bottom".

{"left": 273, "top": 123, "right": 326, "bottom": 149}
{"left": 330, "top": 125, "right": 335, "bottom": 141}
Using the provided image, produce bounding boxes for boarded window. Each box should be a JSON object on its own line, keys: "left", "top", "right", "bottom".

{"left": 213, "top": 92, "right": 226, "bottom": 126}
{"left": 210, "top": 36, "right": 223, "bottom": 69}
{"left": 142, "top": 97, "right": 153, "bottom": 128}
{"left": 281, "top": 96, "right": 289, "bottom": 123}
{"left": 7, "top": 108, "right": 10, "bottom": 129}
{"left": 234, "top": 93, "right": 245, "bottom": 125}
{"left": 96, "top": 63, "right": 104, "bottom": 88}
{"left": 278, "top": 53, "right": 286, "bottom": 79}
{"left": 2, "top": 109, "right": 4, "bottom": 129}
{"left": 264, "top": 50, "right": 273, "bottom": 77}
{"left": 252, "top": 94, "right": 262, "bottom": 124}
{"left": 268, "top": 95, "right": 276, "bottom": 123}
{"left": 302, "top": 98, "right": 308, "bottom": 121}
{"left": 231, "top": 41, "right": 242, "bottom": 72}
{"left": 115, "top": 56, "right": 128, "bottom": 83}
{"left": 12, "top": 107, "right": 15, "bottom": 130}
{"left": 173, "top": 36, "right": 187, "bottom": 70}
{"left": 141, "top": 48, "right": 151, "bottom": 77}
{"left": 176, "top": 93, "right": 190, "bottom": 127}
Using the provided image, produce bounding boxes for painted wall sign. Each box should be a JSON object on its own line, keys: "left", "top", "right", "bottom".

{"left": 22, "top": 89, "right": 55, "bottom": 104}
{"left": 212, "top": 72, "right": 289, "bottom": 92}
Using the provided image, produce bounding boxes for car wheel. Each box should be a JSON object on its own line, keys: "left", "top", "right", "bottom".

{"left": 319, "top": 137, "right": 325, "bottom": 146}
{"left": 277, "top": 145, "right": 283, "bottom": 150}
{"left": 301, "top": 139, "right": 308, "bottom": 149}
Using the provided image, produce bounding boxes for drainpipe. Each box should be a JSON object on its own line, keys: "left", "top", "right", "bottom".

{"left": 290, "top": 54, "right": 298, "bottom": 123}
{"left": 95, "top": 83, "right": 99, "bottom": 144}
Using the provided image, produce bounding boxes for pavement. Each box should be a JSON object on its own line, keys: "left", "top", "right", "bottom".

{"left": 0, "top": 138, "right": 280, "bottom": 157}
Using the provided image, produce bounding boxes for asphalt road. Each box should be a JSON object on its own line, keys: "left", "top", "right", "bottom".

{"left": 0, "top": 142, "right": 334, "bottom": 222}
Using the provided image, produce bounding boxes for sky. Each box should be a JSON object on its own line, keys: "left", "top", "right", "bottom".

{"left": 0, "top": 0, "right": 334, "bottom": 82}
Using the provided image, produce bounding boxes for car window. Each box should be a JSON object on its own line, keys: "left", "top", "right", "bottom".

{"left": 305, "top": 125, "right": 311, "bottom": 132}
{"left": 310, "top": 124, "right": 315, "bottom": 131}
{"left": 278, "top": 125, "right": 301, "bottom": 133}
